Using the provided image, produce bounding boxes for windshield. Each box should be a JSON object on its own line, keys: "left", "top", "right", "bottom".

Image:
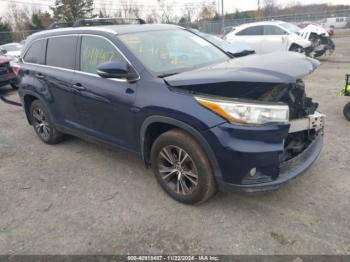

{"left": 280, "top": 22, "right": 300, "bottom": 34}
{"left": 200, "top": 33, "right": 226, "bottom": 49}
{"left": 119, "top": 29, "right": 229, "bottom": 76}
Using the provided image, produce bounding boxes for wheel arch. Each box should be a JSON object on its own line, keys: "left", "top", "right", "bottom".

{"left": 22, "top": 91, "right": 53, "bottom": 125}
{"left": 289, "top": 43, "right": 303, "bottom": 51}
{"left": 140, "top": 116, "right": 222, "bottom": 179}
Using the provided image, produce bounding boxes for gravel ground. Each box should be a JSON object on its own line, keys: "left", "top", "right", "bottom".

{"left": 0, "top": 36, "right": 349, "bottom": 255}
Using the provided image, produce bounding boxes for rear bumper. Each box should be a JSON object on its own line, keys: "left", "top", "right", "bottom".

{"left": 217, "top": 134, "right": 323, "bottom": 192}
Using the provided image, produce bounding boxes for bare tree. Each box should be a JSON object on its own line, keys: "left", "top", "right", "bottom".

{"left": 157, "top": 0, "right": 175, "bottom": 23}
{"left": 146, "top": 9, "right": 160, "bottom": 23}
{"left": 6, "top": 4, "right": 32, "bottom": 40}
{"left": 198, "top": 0, "right": 217, "bottom": 21}
{"left": 263, "top": 0, "right": 279, "bottom": 17}
{"left": 119, "top": 0, "right": 143, "bottom": 19}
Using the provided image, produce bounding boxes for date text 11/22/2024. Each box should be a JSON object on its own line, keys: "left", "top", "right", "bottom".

{"left": 127, "top": 255, "right": 219, "bottom": 261}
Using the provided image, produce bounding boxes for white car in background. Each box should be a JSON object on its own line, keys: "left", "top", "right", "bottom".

{"left": 0, "top": 43, "right": 22, "bottom": 59}
{"left": 224, "top": 21, "right": 312, "bottom": 55}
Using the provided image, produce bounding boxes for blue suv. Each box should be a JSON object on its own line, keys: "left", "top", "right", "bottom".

{"left": 17, "top": 23, "right": 324, "bottom": 204}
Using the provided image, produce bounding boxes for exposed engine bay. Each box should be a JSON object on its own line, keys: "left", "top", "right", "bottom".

{"left": 300, "top": 24, "right": 335, "bottom": 57}
{"left": 171, "top": 79, "right": 318, "bottom": 120}
{"left": 164, "top": 52, "right": 323, "bottom": 161}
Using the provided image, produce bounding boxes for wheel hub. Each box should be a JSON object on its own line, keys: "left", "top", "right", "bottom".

{"left": 158, "top": 145, "right": 198, "bottom": 195}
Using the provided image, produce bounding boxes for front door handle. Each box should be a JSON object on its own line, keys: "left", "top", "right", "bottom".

{"left": 72, "top": 83, "right": 86, "bottom": 91}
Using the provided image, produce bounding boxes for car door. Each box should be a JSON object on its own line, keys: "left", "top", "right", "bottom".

{"left": 71, "top": 35, "right": 138, "bottom": 151}
{"left": 260, "top": 25, "right": 288, "bottom": 53}
{"left": 37, "top": 35, "right": 80, "bottom": 126}
{"left": 234, "top": 26, "right": 263, "bottom": 53}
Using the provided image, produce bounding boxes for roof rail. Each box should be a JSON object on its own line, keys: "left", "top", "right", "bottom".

{"left": 47, "top": 21, "right": 73, "bottom": 29}
{"left": 73, "top": 18, "right": 146, "bottom": 27}
{"left": 48, "top": 18, "right": 146, "bottom": 29}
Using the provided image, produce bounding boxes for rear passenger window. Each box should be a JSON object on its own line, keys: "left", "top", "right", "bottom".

{"left": 80, "top": 35, "right": 125, "bottom": 74}
{"left": 46, "top": 36, "right": 77, "bottom": 70}
{"left": 263, "top": 25, "right": 286, "bottom": 35}
{"left": 236, "top": 26, "right": 263, "bottom": 36}
{"left": 23, "top": 40, "right": 45, "bottom": 64}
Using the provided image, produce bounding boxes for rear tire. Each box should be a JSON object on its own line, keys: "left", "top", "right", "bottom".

{"left": 30, "top": 100, "right": 65, "bottom": 144}
{"left": 343, "top": 102, "right": 350, "bottom": 121}
{"left": 150, "top": 129, "right": 216, "bottom": 204}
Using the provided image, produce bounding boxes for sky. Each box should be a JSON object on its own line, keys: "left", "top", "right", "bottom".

{"left": 0, "top": 0, "right": 349, "bottom": 18}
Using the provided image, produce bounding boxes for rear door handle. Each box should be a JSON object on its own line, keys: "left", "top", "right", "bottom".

{"left": 72, "top": 83, "right": 86, "bottom": 91}
{"left": 35, "top": 73, "right": 45, "bottom": 79}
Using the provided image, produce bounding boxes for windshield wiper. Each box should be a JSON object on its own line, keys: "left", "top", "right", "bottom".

{"left": 157, "top": 72, "right": 179, "bottom": 78}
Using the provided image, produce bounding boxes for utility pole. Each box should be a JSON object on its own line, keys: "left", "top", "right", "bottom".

{"left": 221, "top": 0, "right": 225, "bottom": 32}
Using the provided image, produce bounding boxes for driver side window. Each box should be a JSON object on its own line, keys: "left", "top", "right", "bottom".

{"left": 80, "top": 35, "right": 125, "bottom": 74}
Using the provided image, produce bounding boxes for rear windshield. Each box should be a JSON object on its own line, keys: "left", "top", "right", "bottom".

{"left": 280, "top": 22, "right": 300, "bottom": 34}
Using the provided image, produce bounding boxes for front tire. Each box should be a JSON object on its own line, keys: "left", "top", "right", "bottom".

{"left": 151, "top": 129, "right": 216, "bottom": 204}
{"left": 30, "top": 100, "right": 65, "bottom": 144}
{"left": 343, "top": 102, "right": 350, "bottom": 121}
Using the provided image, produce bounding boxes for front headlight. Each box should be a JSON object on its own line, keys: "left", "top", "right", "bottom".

{"left": 195, "top": 96, "right": 289, "bottom": 125}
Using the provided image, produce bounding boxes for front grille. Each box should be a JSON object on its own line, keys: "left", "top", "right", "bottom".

{"left": 0, "top": 62, "right": 10, "bottom": 76}
{"left": 280, "top": 130, "right": 317, "bottom": 162}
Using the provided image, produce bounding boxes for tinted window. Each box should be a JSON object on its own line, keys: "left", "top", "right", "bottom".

{"left": 80, "top": 36, "right": 124, "bottom": 74}
{"left": 236, "top": 26, "right": 263, "bottom": 36}
{"left": 46, "top": 36, "right": 77, "bottom": 69}
{"left": 263, "top": 25, "right": 286, "bottom": 35}
{"left": 23, "top": 40, "right": 45, "bottom": 64}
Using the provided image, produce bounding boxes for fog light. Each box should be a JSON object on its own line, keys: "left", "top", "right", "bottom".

{"left": 249, "top": 168, "right": 257, "bottom": 177}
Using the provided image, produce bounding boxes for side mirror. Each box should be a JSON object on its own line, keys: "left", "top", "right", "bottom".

{"left": 0, "top": 48, "right": 7, "bottom": 55}
{"left": 97, "top": 61, "right": 139, "bottom": 81}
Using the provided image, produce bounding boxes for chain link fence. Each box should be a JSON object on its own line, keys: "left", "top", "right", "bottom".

{"left": 179, "top": 9, "right": 350, "bottom": 34}
{"left": 1, "top": 9, "right": 350, "bottom": 44}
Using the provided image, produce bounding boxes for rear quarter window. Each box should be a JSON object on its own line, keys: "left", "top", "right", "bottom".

{"left": 46, "top": 36, "right": 77, "bottom": 70}
{"left": 23, "top": 40, "right": 45, "bottom": 64}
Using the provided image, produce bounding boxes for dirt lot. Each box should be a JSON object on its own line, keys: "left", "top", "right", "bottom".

{"left": 0, "top": 36, "right": 350, "bottom": 255}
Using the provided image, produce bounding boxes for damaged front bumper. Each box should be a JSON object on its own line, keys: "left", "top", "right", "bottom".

{"left": 217, "top": 134, "right": 323, "bottom": 192}
{"left": 203, "top": 112, "right": 325, "bottom": 193}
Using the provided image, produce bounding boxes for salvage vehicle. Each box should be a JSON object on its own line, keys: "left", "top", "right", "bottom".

{"left": 0, "top": 48, "right": 19, "bottom": 89}
{"left": 17, "top": 22, "right": 324, "bottom": 204}
{"left": 300, "top": 24, "right": 335, "bottom": 57}
{"left": 188, "top": 28, "right": 255, "bottom": 58}
{"left": 224, "top": 21, "right": 312, "bottom": 55}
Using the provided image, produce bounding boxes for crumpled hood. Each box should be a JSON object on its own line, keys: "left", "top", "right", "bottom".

{"left": 164, "top": 52, "right": 320, "bottom": 86}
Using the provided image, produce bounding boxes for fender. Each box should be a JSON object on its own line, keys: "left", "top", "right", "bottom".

{"left": 20, "top": 89, "right": 56, "bottom": 125}
{"left": 140, "top": 115, "right": 223, "bottom": 179}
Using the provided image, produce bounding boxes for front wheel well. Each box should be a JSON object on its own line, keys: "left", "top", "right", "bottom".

{"left": 142, "top": 122, "right": 177, "bottom": 166}
{"left": 289, "top": 43, "right": 304, "bottom": 52}
{"left": 23, "top": 94, "right": 38, "bottom": 124}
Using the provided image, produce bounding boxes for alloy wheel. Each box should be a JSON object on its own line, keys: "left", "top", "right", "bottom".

{"left": 32, "top": 107, "right": 50, "bottom": 140}
{"left": 158, "top": 145, "right": 199, "bottom": 195}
